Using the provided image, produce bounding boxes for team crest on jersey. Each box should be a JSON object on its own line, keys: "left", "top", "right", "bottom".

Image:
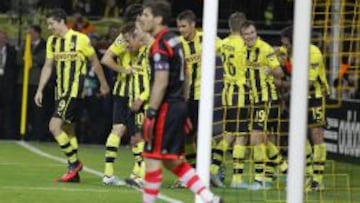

{"left": 115, "top": 36, "right": 125, "bottom": 45}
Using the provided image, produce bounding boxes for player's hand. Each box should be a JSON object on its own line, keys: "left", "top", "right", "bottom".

{"left": 184, "top": 117, "right": 193, "bottom": 135}
{"left": 34, "top": 91, "right": 43, "bottom": 107}
{"left": 143, "top": 108, "right": 157, "bottom": 142}
{"left": 132, "top": 65, "right": 142, "bottom": 72}
{"left": 264, "top": 67, "right": 272, "bottom": 76}
{"left": 131, "top": 98, "right": 143, "bottom": 112}
{"left": 130, "top": 133, "right": 143, "bottom": 147}
{"left": 127, "top": 67, "right": 134, "bottom": 75}
{"left": 99, "top": 82, "right": 110, "bottom": 96}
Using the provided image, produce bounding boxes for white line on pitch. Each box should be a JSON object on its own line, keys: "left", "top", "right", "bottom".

{"left": 0, "top": 185, "right": 111, "bottom": 193}
{"left": 16, "top": 141, "right": 183, "bottom": 203}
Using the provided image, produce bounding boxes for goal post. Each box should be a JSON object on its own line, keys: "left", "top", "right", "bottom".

{"left": 195, "top": 0, "right": 219, "bottom": 202}
{"left": 286, "top": 0, "right": 312, "bottom": 203}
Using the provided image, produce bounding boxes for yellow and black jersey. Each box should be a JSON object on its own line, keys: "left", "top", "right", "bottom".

{"left": 179, "top": 31, "right": 222, "bottom": 100}
{"left": 108, "top": 34, "right": 134, "bottom": 97}
{"left": 109, "top": 33, "right": 127, "bottom": 56}
{"left": 277, "top": 44, "right": 329, "bottom": 98}
{"left": 220, "top": 34, "right": 249, "bottom": 107}
{"left": 47, "top": 29, "right": 94, "bottom": 98}
{"left": 112, "top": 51, "right": 138, "bottom": 97}
{"left": 309, "top": 44, "right": 329, "bottom": 98}
{"left": 245, "top": 38, "right": 280, "bottom": 103}
{"left": 129, "top": 45, "right": 151, "bottom": 108}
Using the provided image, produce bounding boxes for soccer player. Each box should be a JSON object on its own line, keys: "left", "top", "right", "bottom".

{"left": 100, "top": 22, "right": 140, "bottom": 186}
{"left": 280, "top": 26, "right": 329, "bottom": 191}
{"left": 240, "top": 21, "right": 285, "bottom": 190}
{"left": 209, "top": 11, "right": 250, "bottom": 189}
{"left": 34, "top": 8, "right": 110, "bottom": 182}
{"left": 175, "top": 9, "right": 222, "bottom": 187}
{"left": 139, "top": 1, "right": 222, "bottom": 202}
{"left": 124, "top": 21, "right": 153, "bottom": 188}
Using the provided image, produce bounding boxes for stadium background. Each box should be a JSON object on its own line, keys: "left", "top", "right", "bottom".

{"left": 0, "top": 0, "right": 359, "bottom": 202}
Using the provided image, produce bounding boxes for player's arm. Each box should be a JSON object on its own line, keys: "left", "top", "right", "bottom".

{"left": 265, "top": 47, "right": 284, "bottom": 86}
{"left": 149, "top": 69, "right": 168, "bottom": 110}
{"left": 80, "top": 34, "right": 110, "bottom": 96}
{"left": 88, "top": 54, "right": 110, "bottom": 96}
{"left": 215, "top": 37, "right": 223, "bottom": 55}
{"left": 101, "top": 49, "right": 132, "bottom": 74}
{"left": 34, "top": 57, "right": 54, "bottom": 107}
{"left": 35, "top": 37, "right": 55, "bottom": 107}
{"left": 132, "top": 67, "right": 151, "bottom": 112}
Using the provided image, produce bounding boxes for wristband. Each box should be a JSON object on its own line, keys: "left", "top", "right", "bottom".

{"left": 146, "top": 108, "right": 158, "bottom": 118}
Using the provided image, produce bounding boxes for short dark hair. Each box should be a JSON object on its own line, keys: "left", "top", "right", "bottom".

{"left": 124, "top": 3, "right": 143, "bottom": 22}
{"left": 30, "top": 24, "right": 42, "bottom": 34}
{"left": 240, "top": 20, "right": 256, "bottom": 32}
{"left": 144, "top": 0, "right": 171, "bottom": 25}
{"left": 120, "top": 22, "right": 136, "bottom": 35}
{"left": 228, "top": 12, "right": 246, "bottom": 32}
{"left": 177, "top": 10, "right": 196, "bottom": 23}
{"left": 280, "top": 26, "right": 293, "bottom": 43}
{"left": 46, "top": 8, "right": 67, "bottom": 23}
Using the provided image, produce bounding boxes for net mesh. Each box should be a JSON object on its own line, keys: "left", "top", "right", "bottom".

{"left": 212, "top": 0, "right": 359, "bottom": 202}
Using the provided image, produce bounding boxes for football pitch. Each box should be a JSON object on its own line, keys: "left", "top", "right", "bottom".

{"left": 0, "top": 141, "right": 359, "bottom": 203}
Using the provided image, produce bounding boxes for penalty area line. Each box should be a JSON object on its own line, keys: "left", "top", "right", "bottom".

{"left": 16, "top": 140, "right": 183, "bottom": 203}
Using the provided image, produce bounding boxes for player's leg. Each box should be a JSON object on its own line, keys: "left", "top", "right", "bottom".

{"left": 130, "top": 135, "right": 145, "bottom": 179}
{"left": 184, "top": 99, "right": 199, "bottom": 168}
{"left": 230, "top": 106, "right": 250, "bottom": 189}
{"left": 164, "top": 159, "right": 222, "bottom": 203}
{"left": 143, "top": 158, "right": 163, "bottom": 203}
{"left": 103, "top": 96, "right": 128, "bottom": 186}
{"left": 51, "top": 97, "right": 82, "bottom": 182}
{"left": 63, "top": 123, "right": 78, "bottom": 156}
{"left": 265, "top": 100, "right": 288, "bottom": 182}
{"left": 305, "top": 139, "right": 313, "bottom": 191}
{"left": 308, "top": 97, "right": 326, "bottom": 191}
{"left": 231, "top": 136, "right": 248, "bottom": 188}
{"left": 248, "top": 102, "right": 270, "bottom": 190}
{"left": 210, "top": 105, "right": 237, "bottom": 188}
{"left": 50, "top": 117, "right": 80, "bottom": 172}
{"left": 310, "top": 127, "right": 326, "bottom": 190}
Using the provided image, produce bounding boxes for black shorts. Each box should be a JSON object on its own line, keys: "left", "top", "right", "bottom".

{"left": 251, "top": 102, "right": 269, "bottom": 131}
{"left": 53, "top": 96, "right": 81, "bottom": 123}
{"left": 267, "top": 100, "right": 281, "bottom": 133}
{"left": 308, "top": 97, "right": 325, "bottom": 127}
{"left": 143, "top": 101, "right": 186, "bottom": 160}
{"left": 113, "top": 96, "right": 132, "bottom": 125}
{"left": 223, "top": 105, "right": 251, "bottom": 135}
{"left": 187, "top": 100, "right": 199, "bottom": 131}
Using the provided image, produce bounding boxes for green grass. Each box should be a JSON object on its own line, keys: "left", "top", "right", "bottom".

{"left": 0, "top": 141, "right": 359, "bottom": 203}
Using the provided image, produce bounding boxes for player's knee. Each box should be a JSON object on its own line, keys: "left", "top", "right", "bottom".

{"left": 311, "top": 128, "right": 324, "bottom": 144}
{"left": 250, "top": 130, "right": 265, "bottom": 145}
{"left": 49, "top": 119, "right": 62, "bottom": 136}
{"left": 111, "top": 124, "right": 126, "bottom": 137}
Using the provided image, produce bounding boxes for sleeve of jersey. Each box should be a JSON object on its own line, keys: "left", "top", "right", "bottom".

{"left": 314, "top": 48, "right": 330, "bottom": 93}
{"left": 109, "top": 35, "right": 127, "bottom": 56}
{"left": 80, "top": 35, "right": 95, "bottom": 57}
{"left": 139, "top": 70, "right": 150, "bottom": 101}
{"left": 215, "top": 37, "right": 223, "bottom": 54}
{"left": 46, "top": 36, "right": 54, "bottom": 59}
{"left": 309, "top": 48, "right": 322, "bottom": 81}
{"left": 152, "top": 42, "right": 170, "bottom": 71}
{"left": 266, "top": 46, "right": 280, "bottom": 69}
